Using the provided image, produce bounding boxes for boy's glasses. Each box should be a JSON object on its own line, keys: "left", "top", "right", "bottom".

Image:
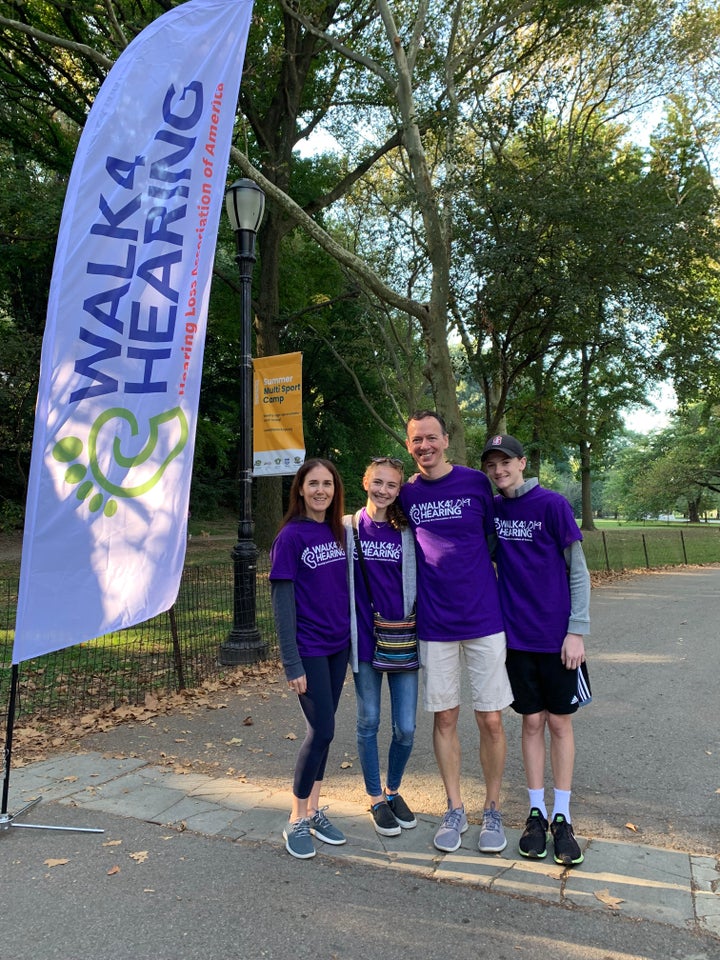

{"left": 371, "top": 456, "right": 404, "bottom": 468}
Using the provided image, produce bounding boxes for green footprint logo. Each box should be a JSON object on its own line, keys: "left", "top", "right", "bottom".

{"left": 53, "top": 406, "right": 189, "bottom": 517}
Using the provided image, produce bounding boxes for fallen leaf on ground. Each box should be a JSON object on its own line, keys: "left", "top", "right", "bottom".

{"left": 340, "top": 760, "right": 353, "bottom": 768}
{"left": 103, "top": 840, "right": 122, "bottom": 847}
{"left": 594, "top": 889, "right": 624, "bottom": 908}
{"left": 44, "top": 858, "right": 69, "bottom": 867}
{"left": 284, "top": 732, "right": 297, "bottom": 740}
{"left": 129, "top": 851, "right": 149, "bottom": 863}
{"left": 624, "top": 822, "right": 638, "bottom": 832}
{"left": 107, "top": 865, "right": 120, "bottom": 876}
{"left": 243, "top": 716, "right": 254, "bottom": 726}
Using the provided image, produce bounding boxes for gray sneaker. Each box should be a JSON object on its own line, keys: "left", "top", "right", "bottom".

{"left": 433, "top": 803, "right": 468, "bottom": 852}
{"left": 478, "top": 802, "right": 507, "bottom": 853}
{"left": 310, "top": 806, "right": 347, "bottom": 845}
{"left": 283, "top": 817, "right": 315, "bottom": 859}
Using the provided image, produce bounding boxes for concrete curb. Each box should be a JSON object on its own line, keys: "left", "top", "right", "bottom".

{"left": 6, "top": 751, "right": 718, "bottom": 940}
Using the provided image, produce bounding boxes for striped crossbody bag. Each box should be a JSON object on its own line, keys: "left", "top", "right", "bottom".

{"left": 351, "top": 518, "right": 419, "bottom": 672}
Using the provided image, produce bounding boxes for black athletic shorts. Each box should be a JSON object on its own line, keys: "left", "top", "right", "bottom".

{"left": 506, "top": 649, "right": 580, "bottom": 716}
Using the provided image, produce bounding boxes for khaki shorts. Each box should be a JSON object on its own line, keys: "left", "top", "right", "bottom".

{"left": 419, "top": 633, "right": 513, "bottom": 713}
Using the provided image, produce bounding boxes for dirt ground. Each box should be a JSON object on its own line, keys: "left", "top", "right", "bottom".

{"left": 0, "top": 529, "right": 23, "bottom": 563}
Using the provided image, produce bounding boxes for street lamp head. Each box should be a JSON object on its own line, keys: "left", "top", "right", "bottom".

{"left": 225, "top": 178, "right": 266, "bottom": 234}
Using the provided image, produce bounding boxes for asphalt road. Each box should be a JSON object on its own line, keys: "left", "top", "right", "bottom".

{"left": 2, "top": 802, "right": 714, "bottom": 960}
{"left": 2, "top": 566, "right": 719, "bottom": 960}
{"left": 76, "top": 566, "right": 720, "bottom": 855}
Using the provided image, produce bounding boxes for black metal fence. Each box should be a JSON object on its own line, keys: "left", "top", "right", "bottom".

{"left": 0, "top": 557, "right": 277, "bottom": 720}
{"left": 0, "top": 527, "right": 718, "bottom": 720}
{"left": 581, "top": 526, "right": 720, "bottom": 571}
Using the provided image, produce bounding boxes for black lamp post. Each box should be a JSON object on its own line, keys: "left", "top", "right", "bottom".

{"left": 219, "top": 178, "right": 268, "bottom": 665}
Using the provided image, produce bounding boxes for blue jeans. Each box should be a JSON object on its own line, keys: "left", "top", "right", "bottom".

{"left": 353, "top": 661, "right": 418, "bottom": 798}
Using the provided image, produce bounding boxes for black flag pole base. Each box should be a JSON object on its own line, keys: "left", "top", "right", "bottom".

{"left": 0, "top": 796, "right": 104, "bottom": 834}
{"left": 2, "top": 664, "right": 104, "bottom": 836}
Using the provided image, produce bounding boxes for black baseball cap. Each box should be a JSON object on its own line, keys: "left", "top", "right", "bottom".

{"left": 481, "top": 434, "right": 525, "bottom": 462}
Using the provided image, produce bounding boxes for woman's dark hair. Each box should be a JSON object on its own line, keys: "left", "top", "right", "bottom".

{"left": 279, "top": 458, "right": 345, "bottom": 545}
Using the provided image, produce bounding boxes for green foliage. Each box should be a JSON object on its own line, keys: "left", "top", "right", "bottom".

{"left": 0, "top": 498, "right": 23, "bottom": 531}
{"left": 596, "top": 405, "right": 720, "bottom": 520}
{"left": 1, "top": 0, "right": 720, "bottom": 527}
{"left": 281, "top": 286, "right": 406, "bottom": 495}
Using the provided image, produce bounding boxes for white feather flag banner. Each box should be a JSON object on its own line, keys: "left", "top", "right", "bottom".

{"left": 13, "top": 0, "right": 255, "bottom": 663}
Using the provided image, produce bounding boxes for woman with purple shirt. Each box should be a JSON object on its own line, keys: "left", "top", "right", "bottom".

{"left": 343, "top": 457, "right": 418, "bottom": 837}
{"left": 270, "top": 458, "right": 350, "bottom": 860}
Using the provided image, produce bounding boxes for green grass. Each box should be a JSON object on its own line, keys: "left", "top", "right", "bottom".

{"left": 581, "top": 524, "right": 720, "bottom": 570}
{"left": 592, "top": 518, "right": 717, "bottom": 528}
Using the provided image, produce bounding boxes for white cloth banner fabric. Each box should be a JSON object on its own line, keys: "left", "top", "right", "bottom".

{"left": 13, "top": 0, "right": 255, "bottom": 664}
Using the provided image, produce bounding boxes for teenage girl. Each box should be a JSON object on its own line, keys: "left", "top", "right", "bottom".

{"left": 343, "top": 456, "right": 418, "bottom": 837}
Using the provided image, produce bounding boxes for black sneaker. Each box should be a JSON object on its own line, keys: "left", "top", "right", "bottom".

{"left": 551, "top": 814, "right": 584, "bottom": 866}
{"left": 386, "top": 793, "right": 417, "bottom": 829}
{"left": 518, "top": 807, "right": 548, "bottom": 859}
{"left": 371, "top": 801, "right": 401, "bottom": 837}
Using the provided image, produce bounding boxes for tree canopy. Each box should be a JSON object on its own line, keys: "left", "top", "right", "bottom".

{"left": 1, "top": 0, "right": 720, "bottom": 534}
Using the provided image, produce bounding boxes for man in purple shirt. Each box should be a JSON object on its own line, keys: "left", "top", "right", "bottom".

{"left": 399, "top": 411, "right": 513, "bottom": 855}
{"left": 482, "top": 434, "right": 590, "bottom": 867}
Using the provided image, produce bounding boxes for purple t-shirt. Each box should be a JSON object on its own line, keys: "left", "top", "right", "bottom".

{"left": 493, "top": 485, "right": 582, "bottom": 653}
{"left": 352, "top": 508, "right": 405, "bottom": 663}
{"left": 269, "top": 517, "right": 350, "bottom": 657}
{"left": 399, "top": 464, "right": 503, "bottom": 642}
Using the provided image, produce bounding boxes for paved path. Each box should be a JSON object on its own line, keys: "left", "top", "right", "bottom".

{"left": 6, "top": 748, "right": 720, "bottom": 940}
{"left": 2, "top": 567, "right": 719, "bottom": 959}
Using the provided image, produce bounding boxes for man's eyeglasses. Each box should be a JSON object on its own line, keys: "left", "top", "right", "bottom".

{"left": 371, "top": 456, "right": 404, "bottom": 468}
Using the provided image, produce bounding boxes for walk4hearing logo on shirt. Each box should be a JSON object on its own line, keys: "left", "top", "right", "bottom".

{"left": 352, "top": 540, "right": 401, "bottom": 563}
{"left": 495, "top": 518, "right": 543, "bottom": 540}
{"left": 409, "top": 498, "right": 471, "bottom": 524}
{"left": 302, "top": 542, "right": 346, "bottom": 569}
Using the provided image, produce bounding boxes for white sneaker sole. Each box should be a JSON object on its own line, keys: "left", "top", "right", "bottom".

{"left": 283, "top": 830, "right": 316, "bottom": 859}
{"left": 478, "top": 836, "right": 508, "bottom": 853}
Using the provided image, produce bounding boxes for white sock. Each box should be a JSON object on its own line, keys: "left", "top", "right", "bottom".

{"left": 552, "top": 789, "right": 571, "bottom": 822}
{"left": 528, "top": 788, "right": 546, "bottom": 818}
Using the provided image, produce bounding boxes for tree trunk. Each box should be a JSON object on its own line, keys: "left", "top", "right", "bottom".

{"left": 579, "top": 439, "right": 595, "bottom": 530}
{"left": 377, "top": 0, "right": 465, "bottom": 462}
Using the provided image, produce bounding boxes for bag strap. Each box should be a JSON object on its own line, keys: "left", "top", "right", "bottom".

{"left": 351, "top": 514, "right": 377, "bottom": 613}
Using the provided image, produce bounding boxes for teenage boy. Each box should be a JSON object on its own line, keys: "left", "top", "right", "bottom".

{"left": 482, "top": 434, "right": 590, "bottom": 866}
{"left": 400, "top": 411, "right": 513, "bottom": 855}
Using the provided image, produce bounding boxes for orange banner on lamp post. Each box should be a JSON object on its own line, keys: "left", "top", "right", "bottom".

{"left": 252, "top": 352, "right": 305, "bottom": 476}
